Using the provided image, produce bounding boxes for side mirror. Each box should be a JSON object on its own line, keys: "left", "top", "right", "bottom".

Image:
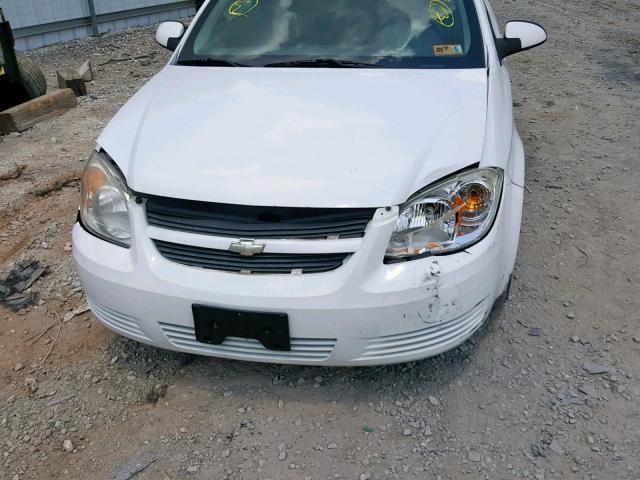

{"left": 496, "top": 21, "right": 547, "bottom": 61}
{"left": 156, "top": 21, "right": 186, "bottom": 51}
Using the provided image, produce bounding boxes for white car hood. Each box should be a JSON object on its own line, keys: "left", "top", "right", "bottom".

{"left": 98, "top": 66, "right": 488, "bottom": 208}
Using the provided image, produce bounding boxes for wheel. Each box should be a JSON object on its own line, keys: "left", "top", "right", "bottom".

{"left": 16, "top": 56, "right": 47, "bottom": 99}
{"left": 0, "top": 56, "right": 47, "bottom": 111}
{"left": 491, "top": 275, "right": 512, "bottom": 314}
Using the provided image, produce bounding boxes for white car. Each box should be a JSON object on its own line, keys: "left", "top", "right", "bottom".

{"left": 73, "top": 0, "right": 546, "bottom": 366}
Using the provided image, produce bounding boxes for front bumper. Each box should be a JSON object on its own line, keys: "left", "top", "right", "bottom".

{"left": 73, "top": 179, "right": 523, "bottom": 366}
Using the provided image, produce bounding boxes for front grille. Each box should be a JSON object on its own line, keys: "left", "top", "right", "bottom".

{"left": 145, "top": 196, "right": 376, "bottom": 239}
{"left": 154, "top": 240, "right": 349, "bottom": 274}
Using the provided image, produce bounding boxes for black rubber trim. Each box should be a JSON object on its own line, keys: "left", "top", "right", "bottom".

{"left": 495, "top": 37, "right": 522, "bottom": 61}
{"left": 166, "top": 35, "right": 182, "bottom": 52}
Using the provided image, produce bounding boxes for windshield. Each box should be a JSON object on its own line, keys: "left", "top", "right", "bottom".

{"left": 178, "top": 0, "right": 485, "bottom": 68}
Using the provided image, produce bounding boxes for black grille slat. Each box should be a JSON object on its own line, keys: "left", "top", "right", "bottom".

{"left": 147, "top": 207, "right": 373, "bottom": 225}
{"left": 156, "top": 247, "right": 346, "bottom": 266}
{"left": 159, "top": 259, "right": 340, "bottom": 274}
{"left": 145, "top": 196, "right": 376, "bottom": 239}
{"left": 160, "top": 250, "right": 347, "bottom": 268}
{"left": 146, "top": 214, "right": 372, "bottom": 233}
{"left": 147, "top": 218, "right": 372, "bottom": 238}
{"left": 156, "top": 245, "right": 348, "bottom": 266}
{"left": 147, "top": 218, "right": 368, "bottom": 239}
{"left": 154, "top": 240, "right": 349, "bottom": 274}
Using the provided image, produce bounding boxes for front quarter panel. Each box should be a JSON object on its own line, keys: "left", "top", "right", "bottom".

{"left": 480, "top": 54, "right": 514, "bottom": 173}
{"left": 474, "top": 0, "right": 525, "bottom": 293}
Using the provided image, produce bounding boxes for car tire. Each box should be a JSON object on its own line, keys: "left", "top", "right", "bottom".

{"left": 17, "top": 56, "right": 47, "bottom": 100}
{"left": 492, "top": 275, "right": 512, "bottom": 313}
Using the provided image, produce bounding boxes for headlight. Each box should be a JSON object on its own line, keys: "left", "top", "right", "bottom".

{"left": 385, "top": 167, "right": 504, "bottom": 261}
{"left": 80, "top": 151, "right": 131, "bottom": 247}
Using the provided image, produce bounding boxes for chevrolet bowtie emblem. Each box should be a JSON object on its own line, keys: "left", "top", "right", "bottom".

{"left": 229, "top": 240, "right": 266, "bottom": 256}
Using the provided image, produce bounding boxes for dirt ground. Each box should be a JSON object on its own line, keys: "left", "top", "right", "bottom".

{"left": 1, "top": 0, "right": 639, "bottom": 479}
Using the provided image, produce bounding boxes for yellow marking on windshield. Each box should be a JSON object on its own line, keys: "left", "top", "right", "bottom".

{"left": 429, "top": 0, "right": 455, "bottom": 28}
{"left": 228, "top": 0, "right": 260, "bottom": 17}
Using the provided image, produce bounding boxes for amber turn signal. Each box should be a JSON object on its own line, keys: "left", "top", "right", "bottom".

{"left": 81, "top": 166, "right": 108, "bottom": 208}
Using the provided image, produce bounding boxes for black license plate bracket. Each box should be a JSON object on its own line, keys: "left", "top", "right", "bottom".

{"left": 192, "top": 305, "right": 291, "bottom": 352}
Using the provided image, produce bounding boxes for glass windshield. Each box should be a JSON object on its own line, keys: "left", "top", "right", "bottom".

{"left": 178, "top": 0, "right": 485, "bottom": 68}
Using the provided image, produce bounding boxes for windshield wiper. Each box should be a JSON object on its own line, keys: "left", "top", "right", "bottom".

{"left": 176, "top": 58, "right": 249, "bottom": 67}
{"left": 264, "top": 58, "right": 381, "bottom": 68}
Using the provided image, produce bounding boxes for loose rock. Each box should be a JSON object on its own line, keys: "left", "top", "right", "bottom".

{"left": 107, "top": 452, "right": 156, "bottom": 480}
{"left": 582, "top": 361, "right": 616, "bottom": 375}
{"left": 468, "top": 451, "right": 481, "bottom": 462}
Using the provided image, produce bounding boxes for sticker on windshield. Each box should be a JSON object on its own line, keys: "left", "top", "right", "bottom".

{"left": 433, "top": 44, "right": 464, "bottom": 56}
{"left": 429, "top": 0, "right": 455, "bottom": 28}
{"left": 228, "top": 0, "right": 260, "bottom": 17}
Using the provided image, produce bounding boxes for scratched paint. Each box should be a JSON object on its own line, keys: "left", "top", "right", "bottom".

{"left": 420, "top": 260, "right": 442, "bottom": 323}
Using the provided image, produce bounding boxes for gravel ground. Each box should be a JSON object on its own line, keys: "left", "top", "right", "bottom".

{"left": 1, "top": 0, "right": 639, "bottom": 479}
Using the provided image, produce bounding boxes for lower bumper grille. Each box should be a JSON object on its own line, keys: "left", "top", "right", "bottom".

{"left": 154, "top": 240, "right": 350, "bottom": 274}
{"left": 160, "top": 322, "right": 336, "bottom": 362}
{"left": 356, "top": 300, "right": 488, "bottom": 361}
{"left": 88, "top": 299, "right": 150, "bottom": 342}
